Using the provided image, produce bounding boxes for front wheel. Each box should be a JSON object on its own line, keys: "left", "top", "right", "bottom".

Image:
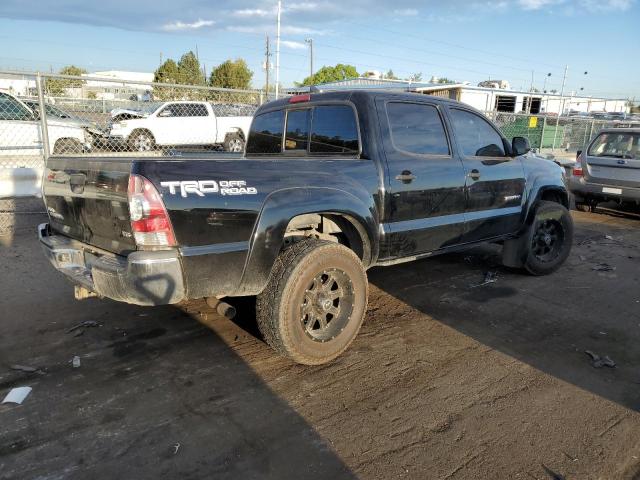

{"left": 256, "top": 239, "right": 368, "bottom": 365}
{"left": 524, "top": 201, "right": 574, "bottom": 276}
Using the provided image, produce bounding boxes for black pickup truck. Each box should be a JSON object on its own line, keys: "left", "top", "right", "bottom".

{"left": 40, "top": 90, "right": 573, "bottom": 365}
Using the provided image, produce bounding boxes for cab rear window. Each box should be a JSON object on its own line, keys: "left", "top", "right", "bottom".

{"left": 247, "top": 104, "right": 360, "bottom": 156}
{"left": 246, "top": 110, "right": 285, "bottom": 154}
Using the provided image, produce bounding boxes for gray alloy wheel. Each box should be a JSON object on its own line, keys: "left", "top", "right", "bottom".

{"left": 130, "top": 131, "right": 154, "bottom": 152}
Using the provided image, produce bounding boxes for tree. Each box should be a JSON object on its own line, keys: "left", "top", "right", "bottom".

{"left": 300, "top": 64, "right": 359, "bottom": 86}
{"left": 408, "top": 72, "right": 422, "bottom": 82}
{"left": 154, "top": 59, "right": 181, "bottom": 84}
{"left": 177, "top": 51, "right": 205, "bottom": 85}
{"left": 46, "top": 65, "right": 87, "bottom": 96}
{"left": 385, "top": 69, "right": 399, "bottom": 80}
{"left": 435, "top": 77, "right": 455, "bottom": 84}
{"left": 209, "top": 59, "right": 254, "bottom": 90}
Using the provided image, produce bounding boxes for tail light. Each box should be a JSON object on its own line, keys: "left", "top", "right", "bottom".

{"left": 573, "top": 152, "right": 584, "bottom": 177}
{"left": 127, "top": 174, "right": 176, "bottom": 247}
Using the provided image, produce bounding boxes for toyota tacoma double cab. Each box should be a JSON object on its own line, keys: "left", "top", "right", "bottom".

{"left": 39, "top": 90, "right": 573, "bottom": 365}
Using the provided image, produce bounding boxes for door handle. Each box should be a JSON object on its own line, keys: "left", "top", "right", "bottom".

{"left": 395, "top": 170, "right": 416, "bottom": 183}
{"left": 468, "top": 169, "right": 481, "bottom": 181}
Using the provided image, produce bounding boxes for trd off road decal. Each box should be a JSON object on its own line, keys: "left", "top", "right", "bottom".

{"left": 160, "top": 180, "right": 258, "bottom": 197}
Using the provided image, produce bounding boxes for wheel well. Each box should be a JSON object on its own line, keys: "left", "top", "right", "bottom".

{"left": 540, "top": 188, "right": 568, "bottom": 208}
{"left": 129, "top": 128, "right": 154, "bottom": 140}
{"left": 284, "top": 213, "right": 371, "bottom": 267}
{"left": 226, "top": 129, "right": 245, "bottom": 141}
{"left": 53, "top": 137, "right": 82, "bottom": 153}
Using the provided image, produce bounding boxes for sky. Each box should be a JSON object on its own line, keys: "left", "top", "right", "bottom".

{"left": 0, "top": 0, "right": 638, "bottom": 99}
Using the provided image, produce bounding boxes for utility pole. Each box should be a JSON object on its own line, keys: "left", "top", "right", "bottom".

{"left": 275, "top": 0, "right": 282, "bottom": 99}
{"left": 305, "top": 38, "right": 314, "bottom": 78}
{"left": 527, "top": 70, "right": 534, "bottom": 114}
{"left": 552, "top": 65, "right": 569, "bottom": 151}
{"left": 265, "top": 35, "right": 271, "bottom": 99}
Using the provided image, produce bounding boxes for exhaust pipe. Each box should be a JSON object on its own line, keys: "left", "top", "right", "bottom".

{"left": 206, "top": 297, "right": 237, "bottom": 320}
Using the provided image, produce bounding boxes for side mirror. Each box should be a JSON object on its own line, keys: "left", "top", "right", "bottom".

{"left": 576, "top": 150, "right": 582, "bottom": 159}
{"left": 512, "top": 136, "right": 531, "bottom": 156}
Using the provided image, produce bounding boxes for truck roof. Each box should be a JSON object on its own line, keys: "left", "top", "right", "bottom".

{"left": 259, "top": 89, "right": 464, "bottom": 113}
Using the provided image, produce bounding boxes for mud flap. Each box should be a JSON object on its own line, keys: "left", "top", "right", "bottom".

{"left": 502, "top": 235, "right": 527, "bottom": 269}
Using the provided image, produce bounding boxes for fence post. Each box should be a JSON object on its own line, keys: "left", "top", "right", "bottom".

{"left": 35, "top": 73, "right": 51, "bottom": 161}
{"left": 588, "top": 120, "right": 594, "bottom": 143}
{"left": 540, "top": 116, "right": 546, "bottom": 152}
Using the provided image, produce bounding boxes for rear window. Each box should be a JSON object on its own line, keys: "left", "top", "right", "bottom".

{"left": 310, "top": 105, "right": 359, "bottom": 154}
{"left": 285, "top": 109, "right": 310, "bottom": 152}
{"left": 588, "top": 132, "right": 639, "bottom": 159}
{"left": 387, "top": 102, "right": 449, "bottom": 155}
{"left": 246, "top": 110, "right": 285, "bottom": 154}
{"left": 247, "top": 104, "right": 360, "bottom": 156}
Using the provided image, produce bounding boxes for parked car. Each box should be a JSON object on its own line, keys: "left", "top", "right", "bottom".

{"left": 570, "top": 128, "right": 640, "bottom": 211}
{"left": 39, "top": 90, "right": 572, "bottom": 365}
{"left": 21, "top": 98, "right": 107, "bottom": 148}
{"left": 0, "top": 91, "right": 90, "bottom": 155}
{"left": 108, "top": 101, "right": 254, "bottom": 152}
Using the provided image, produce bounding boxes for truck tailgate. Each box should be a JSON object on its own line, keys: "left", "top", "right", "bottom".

{"left": 43, "top": 156, "right": 136, "bottom": 255}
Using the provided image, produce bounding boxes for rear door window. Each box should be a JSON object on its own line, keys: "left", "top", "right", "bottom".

{"left": 387, "top": 102, "right": 449, "bottom": 155}
{"left": 246, "top": 110, "right": 285, "bottom": 154}
{"left": 449, "top": 108, "right": 506, "bottom": 157}
{"left": 0, "top": 93, "right": 33, "bottom": 121}
{"left": 310, "top": 105, "right": 359, "bottom": 154}
{"left": 285, "top": 109, "right": 310, "bottom": 152}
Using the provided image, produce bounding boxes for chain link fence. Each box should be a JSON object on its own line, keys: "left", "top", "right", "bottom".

{"left": 0, "top": 70, "right": 270, "bottom": 236}
{"left": 488, "top": 112, "right": 640, "bottom": 153}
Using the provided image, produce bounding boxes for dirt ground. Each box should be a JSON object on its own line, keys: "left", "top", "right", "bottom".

{"left": 1, "top": 208, "right": 639, "bottom": 480}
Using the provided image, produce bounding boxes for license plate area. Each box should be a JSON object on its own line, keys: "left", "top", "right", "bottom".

{"left": 602, "top": 187, "right": 622, "bottom": 195}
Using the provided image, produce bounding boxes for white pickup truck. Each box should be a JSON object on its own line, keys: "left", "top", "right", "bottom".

{"left": 0, "top": 91, "right": 90, "bottom": 156}
{"left": 108, "top": 101, "right": 255, "bottom": 153}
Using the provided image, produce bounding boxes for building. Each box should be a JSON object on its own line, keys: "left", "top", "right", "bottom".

{"left": 80, "top": 71, "right": 154, "bottom": 100}
{"left": 287, "top": 78, "right": 629, "bottom": 115}
{"left": 0, "top": 73, "right": 37, "bottom": 96}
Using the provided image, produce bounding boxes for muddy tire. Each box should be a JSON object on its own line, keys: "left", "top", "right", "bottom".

{"left": 223, "top": 133, "right": 244, "bottom": 153}
{"left": 575, "top": 202, "right": 591, "bottom": 212}
{"left": 524, "top": 201, "right": 573, "bottom": 276}
{"left": 53, "top": 138, "right": 82, "bottom": 154}
{"left": 256, "top": 239, "right": 368, "bottom": 365}
{"left": 128, "top": 130, "right": 155, "bottom": 152}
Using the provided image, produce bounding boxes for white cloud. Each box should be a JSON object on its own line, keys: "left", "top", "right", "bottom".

{"left": 162, "top": 18, "right": 215, "bottom": 31}
{"left": 281, "top": 40, "right": 308, "bottom": 49}
{"left": 393, "top": 8, "right": 419, "bottom": 15}
{"left": 517, "top": 0, "right": 562, "bottom": 10}
{"left": 232, "top": 8, "right": 272, "bottom": 17}
{"left": 578, "top": 0, "right": 634, "bottom": 10}
{"left": 286, "top": 2, "right": 321, "bottom": 12}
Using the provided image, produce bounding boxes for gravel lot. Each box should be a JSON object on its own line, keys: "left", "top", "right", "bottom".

{"left": 1, "top": 208, "right": 639, "bottom": 480}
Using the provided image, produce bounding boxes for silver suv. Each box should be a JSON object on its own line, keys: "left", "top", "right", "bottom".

{"left": 570, "top": 128, "right": 640, "bottom": 211}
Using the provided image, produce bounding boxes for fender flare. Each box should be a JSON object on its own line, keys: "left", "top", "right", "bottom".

{"left": 235, "top": 187, "right": 379, "bottom": 296}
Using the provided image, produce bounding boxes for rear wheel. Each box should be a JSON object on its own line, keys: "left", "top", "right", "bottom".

{"left": 256, "top": 239, "right": 368, "bottom": 365}
{"left": 524, "top": 201, "right": 573, "bottom": 275}
{"left": 129, "top": 130, "right": 155, "bottom": 152}
{"left": 53, "top": 138, "right": 82, "bottom": 154}
{"left": 223, "top": 133, "right": 244, "bottom": 153}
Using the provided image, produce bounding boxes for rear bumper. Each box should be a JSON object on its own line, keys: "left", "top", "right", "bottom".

{"left": 569, "top": 178, "right": 640, "bottom": 203}
{"left": 38, "top": 223, "right": 185, "bottom": 306}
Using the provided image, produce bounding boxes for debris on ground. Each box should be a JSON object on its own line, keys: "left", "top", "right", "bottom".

{"left": 173, "top": 443, "right": 181, "bottom": 455}
{"left": 469, "top": 271, "right": 498, "bottom": 288}
{"left": 10, "top": 365, "right": 45, "bottom": 375}
{"left": 67, "top": 320, "right": 100, "bottom": 334}
{"left": 2, "top": 386, "right": 32, "bottom": 405}
{"left": 542, "top": 464, "right": 566, "bottom": 480}
{"left": 72, "top": 356, "right": 81, "bottom": 368}
{"left": 585, "top": 350, "right": 616, "bottom": 368}
{"left": 592, "top": 263, "right": 616, "bottom": 272}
